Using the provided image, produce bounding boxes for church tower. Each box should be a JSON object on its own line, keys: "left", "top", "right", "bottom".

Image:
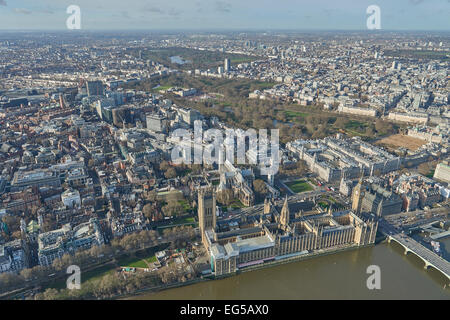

{"left": 352, "top": 178, "right": 364, "bottom": 214}
{"left": 198, "top": 190, "right": 216, "bottom": 247}
{"left": 280, "top": 196, "right": 290, "bottom": 227}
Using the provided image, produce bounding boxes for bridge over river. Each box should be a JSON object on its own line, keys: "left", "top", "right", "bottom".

{"left": 379, "top": 219, "right": 450, "bottom": 282}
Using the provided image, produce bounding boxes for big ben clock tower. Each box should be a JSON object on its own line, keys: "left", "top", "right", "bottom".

{"left": 352, "top": 178, "right": 364, "bottom": 214}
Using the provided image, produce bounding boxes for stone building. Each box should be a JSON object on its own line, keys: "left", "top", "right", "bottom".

{"left": 38, "top": 218, "right": 104, "bottom": 267}
{"left": 351, "top": 179, "right": 402, "bottom": 216}
{"left": 0, "top": 239, "right": 27, "bottom": 274}
{"left": 200, "top": 194, "right": 378, "bottom": 276}
{"left": 198, "top": 189, "right": 217, "bottom": 248}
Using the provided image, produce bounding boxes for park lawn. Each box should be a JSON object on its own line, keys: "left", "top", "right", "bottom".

{"left": 45, "top": 264, "right": 116, "bottom": 290}
{"left": 343, "top": 120, "right": 371, "bottom": 137}
{"left": 284, "top": 110, "right": 309, "bottom": 120}
{"left": 81, "top": 265, "right": 116, "bottom": 283}
{"left": 286, "top": 180, "right": 314, "bottom": 193}
{"left": 117, "top": 256, "right": 148, "bottom": 269}
{"left": 178, "top": 200, "right": 193, "bottom": 212}
{"left": 157, "top": 85, "right": 173, "bottom": 91}
{"left": 171, "top": 215, "right": 195, "bottom": 224}
{"left": 344, "top": 120, "right": 368, "bottom": 131}
{"left": 251, "top": 81, "right": 276, "bottom": 91}
{"left": 230, "top": 57, "right": 255, "bottom": 64}
{"left": 230, "top": 199, "right": 245, "bottom": 209}
{"left": 117, "top": 247, "right": 163, "bottom": 268}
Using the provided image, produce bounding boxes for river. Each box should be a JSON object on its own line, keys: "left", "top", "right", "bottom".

{"left": 133, "top": 239, "right": 450, "bottom": 300}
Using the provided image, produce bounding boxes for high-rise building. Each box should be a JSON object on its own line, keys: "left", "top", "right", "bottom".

{"left": 86, "top": 80, "right": 104, "bottom": 96}
{"left": 224, "top": 58, "right": 231, "bottom": 72}
{"left": 59, "top": 94, "right": 65, "bottom": 109}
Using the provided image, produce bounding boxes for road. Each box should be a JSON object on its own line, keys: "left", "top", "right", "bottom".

{"left": 377, "top": 218, "right": 450, "bottom": 281}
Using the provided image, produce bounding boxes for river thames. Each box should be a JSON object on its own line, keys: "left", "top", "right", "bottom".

{"left": 133, "top": 239, "right": 450, "bottom": 300}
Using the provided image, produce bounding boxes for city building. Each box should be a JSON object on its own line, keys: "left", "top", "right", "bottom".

{"left": 38, "top": 219, "right": 104, "bottom": 267}
{"left": 434, "top": 161, "right": 450, "bottom": 183}
{"left": 86, "top": 80, "right": 104, "bottom": 96}
{"left": 203, "top": 195, "right": 377, "bottom": 276}
{"left": 0, "top": 240, "right": 27, "bottom": 274}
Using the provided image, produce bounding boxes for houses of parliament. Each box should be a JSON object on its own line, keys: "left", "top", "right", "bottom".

{"left": 198, "top": 189, "right": 378, "bottom": 276}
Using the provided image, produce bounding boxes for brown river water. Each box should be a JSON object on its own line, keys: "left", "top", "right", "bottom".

{"left": 131, "top": 239, "right": 450, "bottom": 300}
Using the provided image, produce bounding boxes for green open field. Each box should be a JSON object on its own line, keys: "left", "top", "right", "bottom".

{"left": 230, "top": 199, "right": 245, "bottom": 209}
{"left": 118, "top": 247, "right": 164, "bottom": 268}
{"left": 342, "top": 120, "right": 371, "bottom": 137}
{"left": 178, "top": 200, "right": 193, "bottom": 212}
{"left": 171, "top": 215, "right": 195, "bottom": 224}
{"left": 153, "top": 85, "right": 173, "bottom": 92}
{"left": 284, "top": 110, "right": 309, "bottom": 120}
{"left": 117, "top": 256, "right": 148, "bottom": 269}
{"left": 285, "top": 180, "right": 314, "bottom": 193}
{"left": 345, "top": 120, "right": 368, "bottom": 131}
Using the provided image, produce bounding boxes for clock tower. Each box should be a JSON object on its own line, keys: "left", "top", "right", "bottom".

{"left": 352, "top": 178, "right": 364, "bottom": 214}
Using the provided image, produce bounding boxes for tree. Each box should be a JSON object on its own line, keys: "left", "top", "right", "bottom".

{"left": 143, "top": 203, "right": 153, "bottom": 219}
{"left": 375, "top": 119, "right": 395, "bottom": 136}
{"left": 162, "top": 201, "right": 184, "bottom": 217}
{"left": 164, "top": 167, "right": 177, "bottom": 179}
{"left": 216, "top": 189, "right": 234, "bottom": 206}
{"left": 145, "top": 190, "right": 157, "bottom": 202}
{"left": 160, "top": 161, "right": 170, "bottom": 172}
{"left": 2, "top": 215, "right": 20, "bottom": 236}
{"left": 20, "top": 268, "right": 34, "bottom": 282}
{"left": 334, "top": 117, "right": 347, "bottom": 129}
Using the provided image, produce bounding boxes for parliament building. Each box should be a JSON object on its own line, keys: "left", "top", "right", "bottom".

{"left": 198, "top": 190, "right": 378, "bottom": 276}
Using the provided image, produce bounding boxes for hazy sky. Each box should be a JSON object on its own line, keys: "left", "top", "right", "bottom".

{"left": 0, "top": 0, "right": 449, "bottom": 31}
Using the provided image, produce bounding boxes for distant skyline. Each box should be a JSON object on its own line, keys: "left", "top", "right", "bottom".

{"left": 0, "top": 0, "right": 449, "bottom": 31}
